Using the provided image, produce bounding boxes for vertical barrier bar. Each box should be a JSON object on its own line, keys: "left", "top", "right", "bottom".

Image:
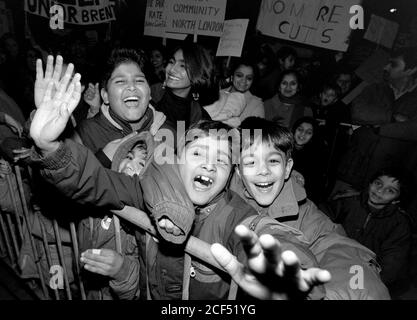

{"left": 0, "top": 214, "right": 14, "bottom": 264}
{"left": 5, "top": 172, "right": 24, "bottom": 242}
{"left": 4, "top": 213, "right": 20, "bottom": 263}
{"left": 14, "top": 165, "right": 48, "bottom": 299}
{"left": 38, "top": 212, "right": 60, "bottom": 300}
{"left": 69, "top": 222, "right": 86, "bottom": 300}
{"left": 52, "top": 219, "right": 72, "bottom": 300}
{"left": 0, "top": 214, "right": 6, "bottom": 256}
{"left": 113, "top": 216, "right": 122, "bottom": 254}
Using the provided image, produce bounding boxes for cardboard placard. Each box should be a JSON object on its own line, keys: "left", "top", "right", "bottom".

{"left": 256, "top": 0, "right": 360, "bottom": 52}
{"left": 216, "top": 19, "right": 249, "bottom": 57}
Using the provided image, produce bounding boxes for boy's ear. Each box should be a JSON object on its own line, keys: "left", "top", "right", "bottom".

{"left": 101, "top": 88, "right": 109, "bottom": 105}
{"left": 285, "top": 158, "right": 294, "bottom": 179}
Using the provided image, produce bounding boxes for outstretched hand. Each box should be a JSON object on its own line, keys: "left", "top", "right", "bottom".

{"left": 211, "top": 225, "right": 331, "bottom": 300}
{"left": 30, "top": 55, "right": 81, "bottom": 155}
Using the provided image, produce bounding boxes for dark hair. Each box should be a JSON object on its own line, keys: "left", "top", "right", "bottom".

{"left": 239, "top": 117, "right": 294, "bottom": 160}
{"left": 321, "top": 82, "right": 342, "bottom": 98}
{"left": 276, "top": 46, "right": 297, "bottom": 62}
{"left": 391, "top": 47, "right": 417, "bottom": 71}
{"left": 291, "top": 116, "right": 319, "bottom": 147}
{"left": 171, "top": 43, "right": 214, "bottom": 89}
{"left": 369, "top": 167, "right": 412, "bottom": 205}
{"left": 178, "top": 120, "right": 240, "bottom": 165}
{"left": 101, "top": 48, "right": 147, "bottom": 89}
{"left": 230, "top": 57, "right": 259, "bottom": 83}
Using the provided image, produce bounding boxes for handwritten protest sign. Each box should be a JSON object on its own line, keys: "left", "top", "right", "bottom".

{"left": 24, "top": 0, "right": 116, "bottom": 25}
{"left": 364, "top": 14, "right": 399, "bottom": 49}
{"left": 165, "top": 0, "right": 226, "bottom": 37}
{"left": 256, "top": 0, "right": 360, "bottom": 51}
{"left": 216, "top": 19, "right": 249, "bottom": 57}
{"left": 144, "top": 0, "right": 186, "bottom": 40}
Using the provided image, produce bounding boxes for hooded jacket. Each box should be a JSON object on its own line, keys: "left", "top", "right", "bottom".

{"left": 230, "top": 172, "right": 391, "bottom": 299}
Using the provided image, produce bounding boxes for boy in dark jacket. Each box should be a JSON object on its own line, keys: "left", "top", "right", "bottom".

{"left": 320, "top": 167, "right": 412, "bottom": 297}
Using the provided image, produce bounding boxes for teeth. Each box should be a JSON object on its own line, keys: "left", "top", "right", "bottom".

{"left": 168, "top": 75, "right": 180, "bottom": 81}
{"left": 255, "top": 182, "right": 272, "bottom": 188}
{"left": 124, "top": 97, "right": 139, "bottom": 102}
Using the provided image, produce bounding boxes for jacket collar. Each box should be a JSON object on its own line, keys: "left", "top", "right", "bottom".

{"left": 231, "top": 172, "right": 306, "bottom": 219}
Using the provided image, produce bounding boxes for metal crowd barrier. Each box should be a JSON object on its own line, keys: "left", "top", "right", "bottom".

{"left": 0, "top": 160, "right": 232, "bottom": 300}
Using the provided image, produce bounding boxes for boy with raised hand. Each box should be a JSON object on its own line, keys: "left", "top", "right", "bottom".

{"left": 218, "top": 117, "right": 390, "bottom": 299}
{"left": 30, "top": 56, "right": 330, "bottom": 300}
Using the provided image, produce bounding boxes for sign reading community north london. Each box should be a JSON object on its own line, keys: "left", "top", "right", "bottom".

{"left": 257, "top": 0, "right": 361, "bottom": 51}
{"left": 165, "top": 0, "right": 226, "bottom": 37}
{"left": 24, "top": 0, "right": 116, "bottom": 25}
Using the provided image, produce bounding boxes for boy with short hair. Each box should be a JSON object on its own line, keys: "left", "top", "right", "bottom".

{"left": 226, "top": 117, "right": 390, "bottom": 299}
{"left": 320, "top": 167, "right": 412, "bottom": 296}
{"left": 29, "top": 56, "right": 329, "bottom": 299}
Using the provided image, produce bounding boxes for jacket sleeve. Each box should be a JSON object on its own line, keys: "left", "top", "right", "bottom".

{"left": 300, "top": 201, "right": 390, "bottom": 300}
{"left": 379, "top": 217, "right": 411, "bottom": 285}
{"left": 139, "top": 159, "right": 195, "bottom": 244}
{"left": 38, "top": 139, "right": 144, "bottom": 210}
{"left": 109, "top": 233, "right": 140, "bottom": 300}
{"left": 378, "top": 118, "right": 417, "bottom": 141}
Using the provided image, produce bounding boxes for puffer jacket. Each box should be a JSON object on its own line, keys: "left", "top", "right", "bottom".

{"left": 230, "top": 172, "right": 391, "bottom": 299}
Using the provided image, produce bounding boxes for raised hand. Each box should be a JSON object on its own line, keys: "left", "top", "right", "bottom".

{"left": 80, "top": 249, "right": 124, "bottom": 280}
{"left": 211, "top": 225, "right": 331, "bottom": 300}
{"left": 30, "top": 55, "right": 81, "bottom": 154}
{"left": 34, "top": 55, "right": 64, "bottom": 108}
{"left": 83, "top": 82, "right": 101, "bottom": 117}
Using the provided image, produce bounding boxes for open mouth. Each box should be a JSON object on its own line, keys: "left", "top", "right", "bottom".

{"left": 167, "top": 74, "right": 180, "bottom": 81}
{"left": 254, "top": 182, "right": 274, "bottom": 192}
{"left": 123, "top": 96, "right": 140, "bottom": 107}
{"left": 194, "top": 175, "right": 214, "bottom": 190}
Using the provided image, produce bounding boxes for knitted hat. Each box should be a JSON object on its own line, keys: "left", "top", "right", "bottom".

{"left": 111, "top": 131, "right": 155, "bottom": 175}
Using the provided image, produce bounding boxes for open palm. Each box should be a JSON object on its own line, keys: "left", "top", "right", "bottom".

{"left": 34, "top": 55, "right": 64, "bottom": 108}
{"left": 30, "top": 56, "right": 82, "bottom": 154}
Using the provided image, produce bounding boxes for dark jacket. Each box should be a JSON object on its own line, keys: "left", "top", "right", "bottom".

{"left": 155, "top": 89, "right": 211, "bottom": 133}
{"left": 320, "top": 192, "right": 412, "bottom": 287}
{"left": 337, "top": 83, "right": 417, "bottom": 189}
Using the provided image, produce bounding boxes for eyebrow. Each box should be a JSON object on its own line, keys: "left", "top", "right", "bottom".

{"left": 190, "top": 143, "right": 231, "bottom": 160}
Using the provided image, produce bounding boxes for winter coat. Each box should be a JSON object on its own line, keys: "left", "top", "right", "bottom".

{"left": 337, "top": 83, "right": 417, "bottom": 189}
{"left": 230, "top": 172, "right": 391, "bottom": 299}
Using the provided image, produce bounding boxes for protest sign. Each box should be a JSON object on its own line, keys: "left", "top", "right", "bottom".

{"left": 256, "top": 0, "right": 360, "bottom": 51}
{"left": 364, "top": 14, "right": 399, "bottom": 49}
{"left": 216, "top": 19, "right": 249, "bottom": 57}
{"left": 24, "top": 0, "right": 116, "bottom": 25}
{"left": 165, "top": 0, "right": 226, "bottom": 37}
{"left": 144, "top": 0, "right": 187, "bottom": 40}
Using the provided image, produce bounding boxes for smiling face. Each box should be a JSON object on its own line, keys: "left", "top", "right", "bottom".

{"left": 231, "top": 65, "right": 254, "bottom": 93}
{"left": 294, "top": 122, "right": 313, "bottom": 147}
{"left": 368, "top": 175, "right": 400, "bottom": 209}
{"left": 118, "top": 143, "right": 148, "bottom": 177}
{"left": 178, "top": 136, "right": 232, "bottom": 206}
{"left": 239, "top": 140, "right": 293, "bottom": 207}
{"left": 101, "top": 62, "right": 150, "bottom": 122}
{"left": 279, "top": 73, "right": 298, "bottom": 98}
{"left": 151, "top": 49, "right": 165, "bottom": 69}
{"left": 165, "top": 49, "right": 192, "bottom": 98}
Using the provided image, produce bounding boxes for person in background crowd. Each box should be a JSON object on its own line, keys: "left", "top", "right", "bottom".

{"left": 291, "top": 116, "right": 329, "bottom": 203}
{"left": 155, "top": 43, "right": 213, "bottom": 135}
{"left": 147, "top": 44, "right": 167, "bottom": 103}
{"left": 321, "top": 167, "right": 412, "bottom": 298}
{"left": 204, "top": 58, "right": 264, "bottom": 127}
{"left": 264, "top": 70, "right": 312, "bottom": 128}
